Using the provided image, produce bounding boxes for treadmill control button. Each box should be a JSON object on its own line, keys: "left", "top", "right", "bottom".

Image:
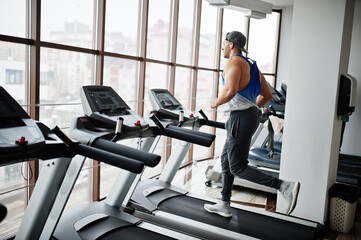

{"left": 16, "top": 136, "right": 28, "bottom": 145}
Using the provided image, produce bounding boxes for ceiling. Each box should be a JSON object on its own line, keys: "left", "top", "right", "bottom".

{"left": 263, "top": 0, "right": 294, "bottom": 9}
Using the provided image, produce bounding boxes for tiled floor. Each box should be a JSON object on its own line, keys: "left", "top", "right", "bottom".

{"left": 171, "top": 159, "right": 361, "bottom": 240}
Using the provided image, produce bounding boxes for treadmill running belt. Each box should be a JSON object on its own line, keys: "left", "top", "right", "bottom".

{"left": 159, "top": 195, "right": 320, "bottom": 240}
{"left": 100, "top": 226, "right": 176, "bottom": 240}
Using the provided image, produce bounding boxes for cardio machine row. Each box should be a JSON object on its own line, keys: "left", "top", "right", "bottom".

{"left": 61, "top": 86, "right": 322, "bottom": 240}
{"left": 1, "top": 85, "right": 323, "bottom": 240}
{"left": 0, "top": 86, "right": 207, "bottom": 240}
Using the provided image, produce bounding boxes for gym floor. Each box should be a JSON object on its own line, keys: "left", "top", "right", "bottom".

{"left": 172, "top": 159, "right": 361, "bottom": 240}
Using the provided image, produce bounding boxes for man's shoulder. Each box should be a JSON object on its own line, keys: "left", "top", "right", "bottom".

{"left": 227, "top": 57, "right": 249, "bottom": 70}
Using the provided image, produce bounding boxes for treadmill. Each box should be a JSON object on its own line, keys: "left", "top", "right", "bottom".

{"left": 247, "top": 83, "right": 285, "bottom": 170}
{"left": 52, "top": 85, "right": 212, "bottom": 240}
{"left": 0, "top": 87, "right": 159, "bottom": 240}
{"left": 127, "top": 89, "right": 324, "bottom": 240}
{"left": 247, "top": 77, "right": 361, "bottom": 187}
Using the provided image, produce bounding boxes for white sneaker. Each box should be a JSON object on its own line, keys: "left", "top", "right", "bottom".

{"left": 280, "top": 181, "right": 300, "bottom": 215}
{"left": 204, "top": 201, "right": 232, "bottom": 218}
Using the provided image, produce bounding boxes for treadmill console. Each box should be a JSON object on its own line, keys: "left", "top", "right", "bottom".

{"left": 149, "top": 89, "right": 194, "bottom": 120}
{"left": 0, "top": 87, "right": 45, "bottom": 165}
{"left": 80, "top": 85, "right": 148, "bottom": 129}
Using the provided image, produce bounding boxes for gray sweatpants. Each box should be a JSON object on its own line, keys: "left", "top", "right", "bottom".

{"left": 221, "top": 107, "right": 282, "bottom": 202}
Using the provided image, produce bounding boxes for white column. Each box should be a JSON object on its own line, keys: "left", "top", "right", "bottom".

{"left": 277, "top": 0, "right": 355, "bottom": 224}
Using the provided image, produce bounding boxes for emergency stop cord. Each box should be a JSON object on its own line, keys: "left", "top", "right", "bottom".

{"left": 16, "top": 136, "right": 33, "bottom": 181}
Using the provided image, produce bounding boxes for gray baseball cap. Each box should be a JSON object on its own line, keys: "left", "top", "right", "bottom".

{"left": 226, "top": 31, "right": 248, "bottom": 53}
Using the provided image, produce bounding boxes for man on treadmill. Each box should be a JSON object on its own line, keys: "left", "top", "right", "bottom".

{"left": 204, "top": 31, "right": 300, "bottom": 217}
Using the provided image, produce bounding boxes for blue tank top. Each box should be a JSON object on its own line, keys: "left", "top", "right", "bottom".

{"left": 222, "top": 54, "right": 261, "bottom": 104}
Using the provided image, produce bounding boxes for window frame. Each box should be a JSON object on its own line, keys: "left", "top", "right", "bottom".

{"left": 0, "top": 1, "right": 281, "bottom": 237}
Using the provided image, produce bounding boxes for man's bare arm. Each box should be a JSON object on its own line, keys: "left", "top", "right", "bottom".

{"left": 256, "top": 72, "right": 272, "bottom": 108}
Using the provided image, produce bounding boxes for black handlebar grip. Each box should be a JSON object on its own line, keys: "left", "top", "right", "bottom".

{"left": 149, "top": 114, "right": 164, "bottom": 130}
{"left": 51, "top": 126, "right": 77, "bottom": 148}
{"left": 198, "top": 109, "right": 225, "bottom": 129}
{"left": 92, "top": 138, "right": 161, "bottom": 167}
{"left": 51, "top": 126, "right": 144, "bottom": 173}
{"left": 162, "top": 127, "right": 213, "bottom": 147}
{"left": 205, "top": 120, "right": 226, "bottom": 129}
{"left": 0, "top": 203, "right": 7, "bottom": 223}
{"left": 198, "top": 109, "right": 208, "bottom": 120}
{"left": 167, "top": 125, "right": 215, "bottom": 141}
{"left": 75, "top": 144, "right": 144, "bottom": 173}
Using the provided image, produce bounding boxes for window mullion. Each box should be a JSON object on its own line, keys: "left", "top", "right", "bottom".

{"left": 209, "top": 7, "right": 224, "bottom": 158}
{"left": 27, "top": 0, "right": 41, "bottom": 202}
{"left": 92, "top": 0, "right": 106, "bottom": 202}
{"left": 137, "top": 0, "right": 149, "bottom": 117}
{"left": 95, "top": 0, "right": 105, "bottom": 86}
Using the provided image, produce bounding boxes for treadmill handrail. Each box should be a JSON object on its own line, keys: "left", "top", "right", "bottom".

{"left": 198, "top": 109, "right": 225, "bottom": 129}
{"left": 51, "top": 126, "right": 144, "bottom": 173}
{"left": 91, "top": 138, "right": 161, "bottom": 167}
{"left": 149, "top": 114, "right": 214, "bottom": 147}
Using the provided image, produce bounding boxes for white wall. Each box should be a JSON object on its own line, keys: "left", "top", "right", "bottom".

{"left": 275, "top": 6, "right": 293, "bottom": 89}
{"left": 341, "top": 0, "right": 361, "bottom": 156}
{"left": 277, "top": 1, "right": 361, "bottom": 156}
{"left": 276, "top": 0, "right": 355, "bottom": 223}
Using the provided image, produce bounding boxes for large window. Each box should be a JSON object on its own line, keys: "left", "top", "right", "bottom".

{"left": 198, "top": 1, "right": 218, "bottom": 69}
{"left": 41, "top": 0, "right": 95, "bottom": 49}
{"left": 174, "top": 66, "right": 192, "bottom": 108}
{"left": 39, "top": 48, "right": 94, "bottom": 128}
{"left": 0, "top": 1, "right": 281, "bottom": 237}
{"left": 147, "top": 0, "right": 172, "bottom": 61}
{"left": 0, "top": 0, "right": 26, "bottom": 38}
{"left": 103, "top": 57, "right": 139, "bottom": 110}
{"left": 220, "top": 9, "right": 248, "bottom": 69}
{"left": 105, "top": 0, "right": 141, "bottom": 56}
{"left": 248, "top": 11, "right": 281, "bottom": 85}
{"left": 176, "top": 0, "right": 196, "bottom": 65}
{"left": 193, "top": 69, "right": 216, "bottom": 160}
{"left": 0, "top": 42, "right": 27, "bottom": 105}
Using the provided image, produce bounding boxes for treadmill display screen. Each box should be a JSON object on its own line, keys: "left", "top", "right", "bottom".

{"left": 156, "top": 93, "right": 180, "bottom": 109}
{"left": 89, "top": 91, "right": 128, "bottom": 115}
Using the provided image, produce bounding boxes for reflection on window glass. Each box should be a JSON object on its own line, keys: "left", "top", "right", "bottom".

{"left": 176, "top": 0, "right": 195, "bottom": 65}
{"left": 105, "top": 0, "right": 140, "bottom": 56}
{"left": 0, "top": 0, "right": 26, "bottom": 38}
{"left": 143, "top": 62, "right": 169, "bottom": 176}
{"left": 174, "top": 67, "right": 192, "bottom": 109}
{"left": 100, "top": 163, "right": 118, "bottom": 199}
{"left": 193, "top": 69, "right": 215, "bottom": 160}
{"left": 215, "top": 70, "right": 227, "bottom": 157}
{"left": 147, "top": 0, "right": 171, "bottom": 61}
{"left": 248, "top": 12, "right": 280, "bottom": 74}
{"left": 65, "top": 158, "right": 92, "bottom": 208}
{"left": 0, "top": 184, "right": 26, "bottom": 238}
{"left": 196, "top": 70, "right": 214, "bottom": 110}
{"left": 39, "top": 105, "right": 84, "bottom": 130}
{"left": 264, "top": 75, "right": 275, "bottom": 86}
{"left": 103, "top": 57, "right": 139, "bottom": 111}
{"left": 141, "top": 135, "right": 169, "bottom": 180}
{"left": 220, "top": 9, "right": 247, "bottom": 69}
{"left": 0, "top": 42, "right": 27, "bottom": 106}
{"left": 144, "top": 62, "right": 169, "bottom": 114}
{"left": 100, "top": 139, "right": 138, "bottom": 198}
{"left": 198, "top": 1, "right": 218, "bottom": 68}
{"left": 39, "top": 48, "right": 94, "bottom": 128}
{"left": 41, "top": 0, "right": 94, "bottom": 49}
